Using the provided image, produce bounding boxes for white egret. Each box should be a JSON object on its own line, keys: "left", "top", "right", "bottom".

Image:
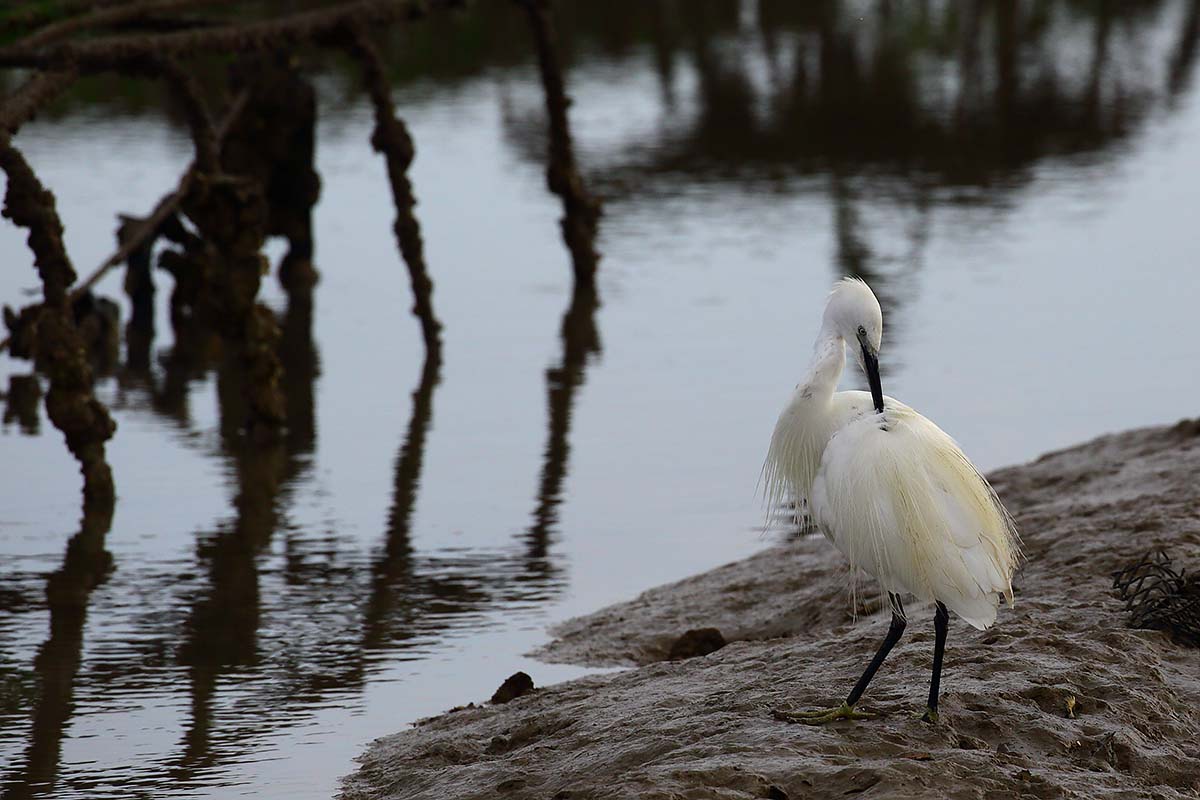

{"left": 763, "top": 278, "right": 1020, "bottom": 724}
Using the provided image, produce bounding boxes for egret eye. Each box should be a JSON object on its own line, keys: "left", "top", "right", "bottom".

{"left": 857, "top": 325, "right": 867, "bottom": 337}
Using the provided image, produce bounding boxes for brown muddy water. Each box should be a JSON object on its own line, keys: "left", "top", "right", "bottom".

{"left": 3, "top": 2, "right": 1200, "bottom": 798}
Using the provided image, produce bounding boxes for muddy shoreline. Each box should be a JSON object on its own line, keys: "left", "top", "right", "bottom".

{"left": 341, "top": 420, "right": 1200, "bottom": 800}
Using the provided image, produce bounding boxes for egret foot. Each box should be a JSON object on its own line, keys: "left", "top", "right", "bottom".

{"left": 772, "top": 702, "right": 875, "bottom": 725}
{"left": 919, "top": 707, "right": 939, "bottom": 724}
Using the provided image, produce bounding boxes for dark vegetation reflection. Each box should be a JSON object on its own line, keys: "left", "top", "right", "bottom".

{"left": 526, "top": 284, "right": 601, "bottom": 572}
{"left": 1, "top": 1, "right": 1198, "bottom": 797}
{"left": 2, "top": 501, "right": 113, "bottom": 800}
{"left": 491, "top": 0, "right": 1199, "bottom": 369}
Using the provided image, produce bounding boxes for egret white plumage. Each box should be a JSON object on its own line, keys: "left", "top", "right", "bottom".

{"left": 763, "top": 278, "right": 1020, "bottom": 724}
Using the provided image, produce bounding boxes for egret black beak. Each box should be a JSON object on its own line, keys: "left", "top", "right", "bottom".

{"left": 859, "top": 339, "right": 884, "bottom": 413}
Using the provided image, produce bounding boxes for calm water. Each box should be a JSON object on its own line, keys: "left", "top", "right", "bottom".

{"left": 3, "top": 2, "right": 1200, "bottom": 797}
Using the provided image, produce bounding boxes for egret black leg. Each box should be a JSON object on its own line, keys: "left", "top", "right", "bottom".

{"left": 922, "top": 601, "right": 949, "bottom": 723}
{"left": 773, "top": 593, "right": 907, "bottom": 725}
{"left": 845, "top": 593, "right": 907, "bottom": 707}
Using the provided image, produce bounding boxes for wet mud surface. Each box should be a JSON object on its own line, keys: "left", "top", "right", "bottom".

{"left": 343, "top": 420, "right": 1200, "bottom": 800}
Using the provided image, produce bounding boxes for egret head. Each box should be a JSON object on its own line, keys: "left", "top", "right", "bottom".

{"left": 823, "top": 278, "right": 885, "bottom": 412}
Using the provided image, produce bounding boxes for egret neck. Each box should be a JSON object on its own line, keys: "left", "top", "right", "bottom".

{"left": 803, "top": 322, "right": 885, "bottom": 414}
{"left": 803, "top": 323, "right": 848, "bottom": 405}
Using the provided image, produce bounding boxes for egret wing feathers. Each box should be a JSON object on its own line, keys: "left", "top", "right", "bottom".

{"left": 762, "top": 389, "right": 875, "bottom": 531}
{"left": 810, "top": 403, "right": 1021, "bottom": 630}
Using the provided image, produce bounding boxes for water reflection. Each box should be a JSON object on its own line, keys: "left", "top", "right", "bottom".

{"left": 1169, "top": 0, "right": 1200, "bottom": 96}
{"left": 364, "top": 332, "right": 576, "bottom": 653}
{"left": 175, "top": 356, "right": 284, "bottom": 772}
{"left": 1, "top": 177, "right": 576, "bottom": 798}
{"left": 2, "top": 500, "right": 113, "bottom": 800}
{"left": 487, "top": 0, "right": 1200, "bottom": 384}
{"left": 117, "top": 214, "right": 158, "bottom": 376}
{"left": 827, "top": 170, "right": 930, "bottom": 376}
{"left": 279, "top": 287, "right": 319, "bottom": 462}
{"left": 362, "top": 350, "right": 442, "bottom": 651}
{"left": 525, "top": 285, "right": 601, "bottom": 568}
{"left": 487, "top": 0, "right": 1199, "bottom": 210}
{"left": 1, "top": 374, "right": 40, "bottom": 435}
{"left": 109, "top": 215, "right": 219, "bottom": 429}
{"left": 629, "top": 1, "right": 1187, "bottom": 184}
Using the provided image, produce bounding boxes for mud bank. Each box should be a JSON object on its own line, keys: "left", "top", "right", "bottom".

{"left": 342, "top": 421, "right": 1200, "bottom": 800}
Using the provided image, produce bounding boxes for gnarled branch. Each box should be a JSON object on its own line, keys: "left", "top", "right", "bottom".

{"left": 0, "top": 132, "right": 116, "bottom": 507}
{"left": 0, "top": 0, "right": 457, "bottom": 72}
{"left": 13, "top": 0, "right": 235, "bottom": 51}
{"left": 0, "top": 69, "right": 78, "bottom": 134}
{"left": 343, "top": 23, "right": 441, "bottom": 354}
{"left": 1, "top": 90, "right": 248, "bottom": 355}
{"left": 515, "top": 0, "right": 601, "bottom": 288}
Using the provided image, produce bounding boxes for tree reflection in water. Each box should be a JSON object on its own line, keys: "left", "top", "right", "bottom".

{"left": 2, "top": 500, "right": 112, "bottom": 800}
{"left": 525, "top": 284, "right": 601, "bottom": 576}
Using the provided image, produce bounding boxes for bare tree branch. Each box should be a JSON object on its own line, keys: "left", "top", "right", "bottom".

{"left": 0, "top": 131, "right": 116, "bottom": 507}
{"left": 157, "top": 57, "right": 220, "bottom": 172}
{"left": 0, "top": 90, "right": 248, "bottom": 355}
{"left": 0, "top": 132, "right": 77, "bottom": 307}
{"left": 14, "top": 0, "right": 237, "bottom": 51}
{"left": 514, "top": 0, "right": 601, "bottom": 288}
{"left": 0, "top": 69, "right": 78, "bottom": 134}
{"left": 0, "top": 0, "right": 457, "bottom": 71}
{"left": 343, "top": 22, "right": 441, "bottom": 354}
{"left": 71, "top": 89, "right": 247, "bottom": 298}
